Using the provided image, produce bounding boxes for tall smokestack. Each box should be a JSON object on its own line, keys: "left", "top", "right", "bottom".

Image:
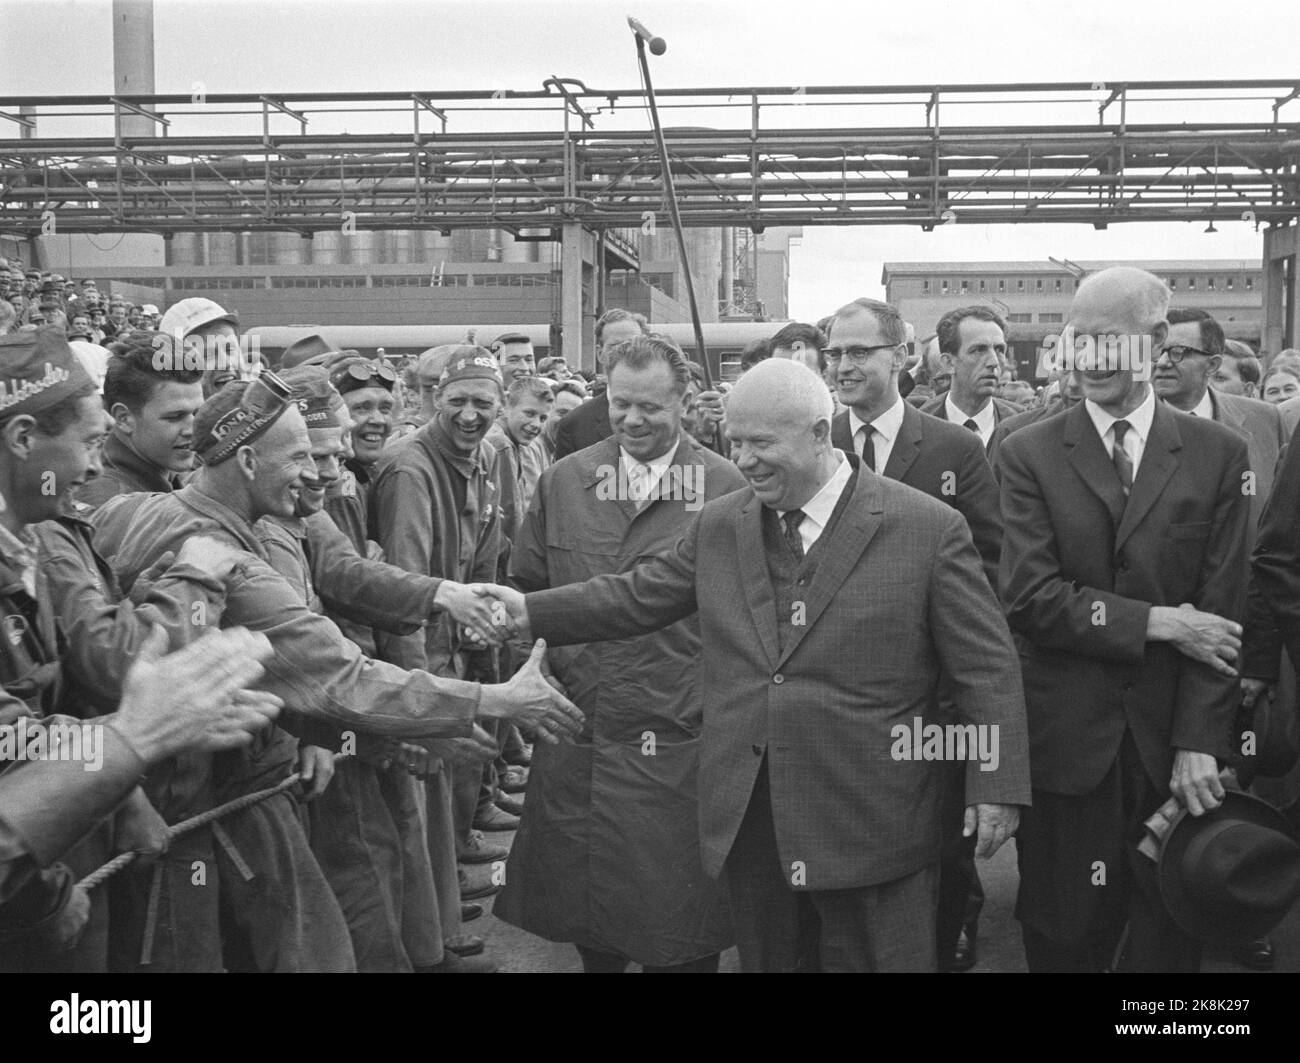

{"left": 112, "top": 0, "right": 156, "bottom": 138}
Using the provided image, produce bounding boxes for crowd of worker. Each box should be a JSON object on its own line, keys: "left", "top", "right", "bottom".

{"left": 3, "top": 260, "right": 1300, "bottom": 975}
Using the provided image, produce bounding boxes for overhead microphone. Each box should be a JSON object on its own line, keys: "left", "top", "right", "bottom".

{"left": 627, "top": 16, "right": 667, "bottom": 55}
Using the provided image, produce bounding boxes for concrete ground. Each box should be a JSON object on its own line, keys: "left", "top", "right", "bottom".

{"left": 470, "top": 822, "right": 1300, "bottom": 973}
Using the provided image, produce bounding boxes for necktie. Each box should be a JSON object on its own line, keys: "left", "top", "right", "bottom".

{"left": 857, "top": 425, "right": 876, "bottom": 471}
{"left": 628, "top": 462, "right": 651, "bottom": 506}
{"left": 962, "top": 418, "right": 979, "bottom": 433}
{"left": 782, "top": 510, "right": 806, "bottom": 563}
{"left": 1111, "top": 419, "right": 1134, "bottom": 495}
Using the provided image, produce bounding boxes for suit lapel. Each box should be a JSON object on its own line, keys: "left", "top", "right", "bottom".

{"left": 735, "top": 496, "right": 781, "bottom": 669}
{"left": 1063, "top": 402, "right": 1127, "bottom": 530}
{"left": 884, "top": 403, "right": 923, "bottom": 481}
{"left": 776, "top": 465, "right": 882, "bottom": 668}
{"left": 1116, "top": 402, "right": 1181, "bottom": 552}
{"left": 830, "top": 410, "right": 854, "bottom": 453}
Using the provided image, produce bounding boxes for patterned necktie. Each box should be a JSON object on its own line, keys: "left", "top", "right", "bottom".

{"left": 782, "top": 510, "right": 806, "bottom": 562}
{"left": 857, "top": 425, "right": 876, "bottom": 471}
{"left": 963, "top": 418, "right": 979, "bottom": 433}
{"left": 1111, "top": 419, "right": 1134, "bottom": 495}
{"left": 627, "top": 461, "right": 652, "bottom": 508}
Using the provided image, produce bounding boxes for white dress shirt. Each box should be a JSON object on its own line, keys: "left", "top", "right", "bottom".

{"left": 778, "top": 451, "right": 852, "bottom": 555}
{"left": 848, "top": 397, "right": 906, "bottom": 474}
{"left": 1084, "top": 387, "right": 1157, "bottom": 479}
{"left": 944, "top": 394, "right": 995, "bottom": 448}
{"left": 1188, "top": 389, "right": 1215, "bottom": 419}
{"left": 619, "top": 437, "right": 679, "bottom": 506}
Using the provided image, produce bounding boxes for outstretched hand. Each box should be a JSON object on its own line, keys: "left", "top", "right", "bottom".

{"left": 478, "top": 639, "right": 583, "bottom": 744}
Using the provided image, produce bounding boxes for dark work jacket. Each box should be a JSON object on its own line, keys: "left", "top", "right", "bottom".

{"left": 76, "top": 432, "right": 178, "bottom": 512}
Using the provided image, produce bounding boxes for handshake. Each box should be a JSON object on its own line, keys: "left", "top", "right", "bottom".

{"left": 434, "top": 583, "right": 580, "bottom": 746}
{"left": 430, "top": 582, "right": 532, "bottom": 648}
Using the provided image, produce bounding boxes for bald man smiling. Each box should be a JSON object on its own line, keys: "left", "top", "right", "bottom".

{"left": 480, "top": 359, "right": 1030, "bottom": 972}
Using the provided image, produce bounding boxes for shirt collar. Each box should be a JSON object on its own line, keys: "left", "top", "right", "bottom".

{"left": 848, "top": 397, "right": 905, "bottom": 444}
{"left": 1084, "top": 386, "right": 1157, "bottom": 444}
{"left": 945, "top": 393, "right": 995, "bottom": 434}
{"left": 104, "top": 430, "right": 177, "bottom": 493}
{"left": 619, "top": 436, "right": 681, "bottom": 476}
{"left": 426, "top": 419, "right": 486, "bottom": 480}
{"left": 1190, "top": 389, "right": 1215, "bottom": 419}
{"left": 780, "top": 450, "right": 851, "bottom": 527}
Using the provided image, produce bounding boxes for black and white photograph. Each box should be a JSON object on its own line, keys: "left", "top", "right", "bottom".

{"left": 1, "top": 0, "right": 1299, "bottom": 1036}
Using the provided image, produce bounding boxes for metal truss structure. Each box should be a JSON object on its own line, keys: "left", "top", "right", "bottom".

{"left": 2, "top": 80, "right": 1298, "bottom": 238}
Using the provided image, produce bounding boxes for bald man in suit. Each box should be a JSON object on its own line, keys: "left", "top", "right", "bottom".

{"left": 1000, "top": 268, "right": 1251, "bottom": 972}
{"left": 483, "top": 360, "right": 1031, "bottom": 972}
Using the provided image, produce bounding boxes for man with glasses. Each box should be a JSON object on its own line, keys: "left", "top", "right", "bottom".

{"left": 1155, "top": 308, "right": 1291, "bottom": 971}
{"left": 1155, "top": 308, "right": 1284, "bottom": 535}
{"left": 825, "top": 298, "right": 1001, "bottom": 972}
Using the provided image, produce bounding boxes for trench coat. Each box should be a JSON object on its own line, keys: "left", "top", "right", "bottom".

{"left": 493, "top": 434, "right": 745, "bottom": 965}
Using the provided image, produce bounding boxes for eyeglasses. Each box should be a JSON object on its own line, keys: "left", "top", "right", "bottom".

{"left": 1161, "top": 344, "right": 1216, "bottom": 364}
{"left": 331, "top": 361, "right": 397, "bottom": 392}
{"left": 820, "top": 343, "right": 901, "bottom": 366}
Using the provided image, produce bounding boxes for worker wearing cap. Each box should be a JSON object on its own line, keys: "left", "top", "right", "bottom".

{"left": 0, "top": 328, "right": 247, "bottom": 974}
{"left": 259, "top": 367, "right": 500, "bottom": 970}
{"left": 317, "top": 353, "right": 469, "bottom": 968}
{"left": 88, "top": 372, "right": 582, "bottom": 971}
{"left": 387, "top": 345, "right": 460, "bottom": 448}
{"left": 139, "top": 304, "right": 160, "bottom": 330}
{"left": 158, "top": 297, "right": 247, "bottom": 396}
{"left": 369, "top": 352, "right": 513, "bottom": 963}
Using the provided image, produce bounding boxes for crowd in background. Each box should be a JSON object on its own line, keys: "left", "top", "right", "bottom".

{"left": 4, "top": 256, "right": 1300, "bottom": 975}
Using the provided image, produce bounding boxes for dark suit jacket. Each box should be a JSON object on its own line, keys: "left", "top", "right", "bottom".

{"left": 999, "top": 400, "right": 1251, "bottom": 796}
{"left": 989, "top": 398, "right": 1070, "bottom": 474}
{"left": 831, "top": 403, "right": 1001, "bottom": 589}
{"left": 919, "top": 393, "right": 1021, "bottom": 466}
{"left": 527, "top": 455, "right": 1031, "bottom": 890}
{"left": 1205, "top": 390, "right": 1285, "bottom": 535}
{"left": 553, "top": 393, "right": 612, "bottom": 461}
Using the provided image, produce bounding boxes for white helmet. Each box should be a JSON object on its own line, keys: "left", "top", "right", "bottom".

{"left": 159, "top": 297, "right": 236, "bottom": 338}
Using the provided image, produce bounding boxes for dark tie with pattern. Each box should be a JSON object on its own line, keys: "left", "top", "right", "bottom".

{"left": 782, "top": 510, "right": 806, "bottom": 562}
{"left": 1111, "top": 419, "right": 1134, "bottom": 495}
{"left": 858, "top": 425, "right": 875, "bottom": 471}
{"left": 963, "top": 418, "right": 979, "bottom": 433}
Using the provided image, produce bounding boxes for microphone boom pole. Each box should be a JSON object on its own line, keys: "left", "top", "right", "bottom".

{"left": 628, "top": 16, "right": 714, "bottom": 390}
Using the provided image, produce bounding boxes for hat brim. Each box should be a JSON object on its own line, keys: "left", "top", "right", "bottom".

{"left": 1158, "top": 791, "right": 1295, "bottom": 943}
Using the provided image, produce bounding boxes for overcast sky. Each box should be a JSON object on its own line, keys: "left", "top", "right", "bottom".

{"left": 2, "top": 0, "right": 1294, "bottom": 319}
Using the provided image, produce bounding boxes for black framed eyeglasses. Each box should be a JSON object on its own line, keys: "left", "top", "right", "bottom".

{"left": 1161, "top": 344, "right": 1216, "bottom": 364}
{"left": 820, "top": 343, "right": 901, "bottom": 365}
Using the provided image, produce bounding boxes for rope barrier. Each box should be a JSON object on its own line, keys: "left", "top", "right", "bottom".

{"left": 77, "top": 752, "right": 351, "bottom": 892}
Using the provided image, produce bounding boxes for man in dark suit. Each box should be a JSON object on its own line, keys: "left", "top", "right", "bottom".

{"left": 482, "top": 359, "right": 1031, "bottom": 972}
{"left": 1159, "top": 309, "right": 1294, "bottom": 970}
{"left": 825, "top": 297, "right": 1001, "bottom": 970}
{"left": 1156, "top": 308, "right": 1285, "bottom": 535}
{"left": 990, "top": 370, "right": 1084, "bottom": 468}
{"left": 1000, "top": 267, "right": 1252, "bottom": 972}
{"left": 827, "top": 298, "right": 1000, "bottom": 588}
{"left": 921, "top": 306, "right": 1021, "bottom": 466}
{"left": 552, "top": 308, "right": 649, "bottom": 460}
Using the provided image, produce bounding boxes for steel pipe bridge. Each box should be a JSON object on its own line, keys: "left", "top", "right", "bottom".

{"left": 1, "top": 80, "right": 1298, "bottom": 236}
